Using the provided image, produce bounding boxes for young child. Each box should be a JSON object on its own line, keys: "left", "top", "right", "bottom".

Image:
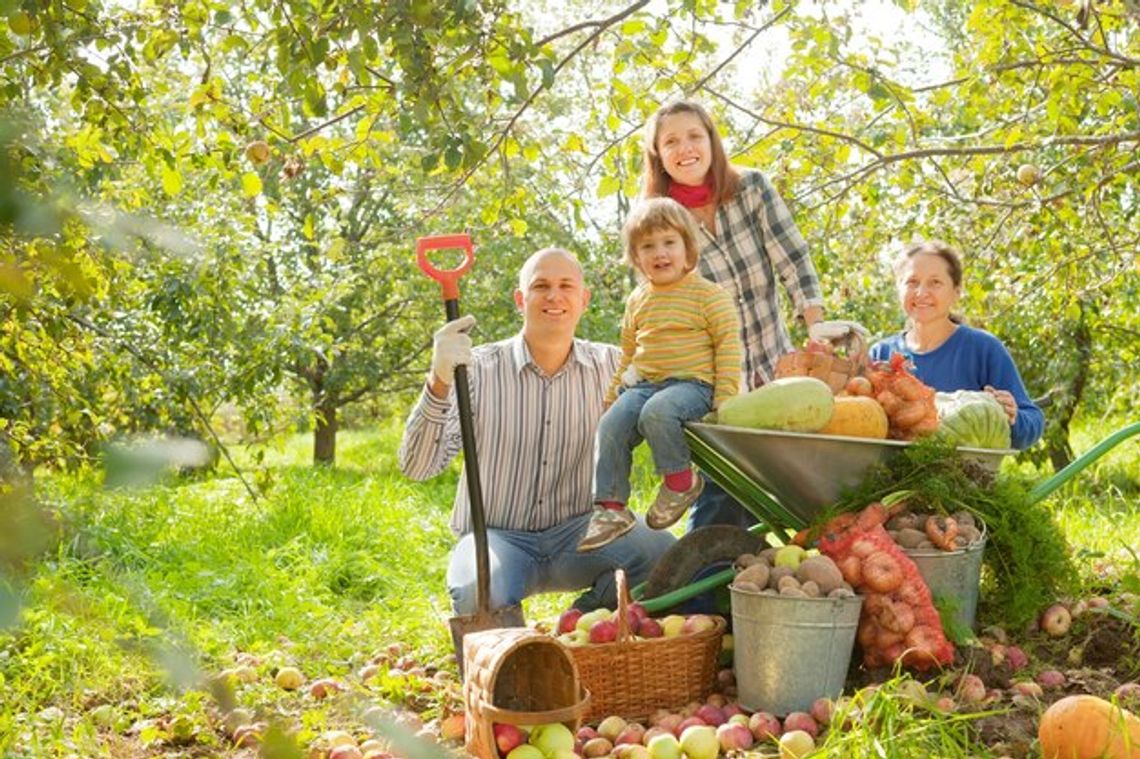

{"left": 578, "top": 198, "right": 742, "bottom": 552}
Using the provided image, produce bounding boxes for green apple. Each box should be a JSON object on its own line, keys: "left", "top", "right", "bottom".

{"left": 778, "top": 730, "right": 816, "bottom": 759}
{"left": 647, "top": 732, "right": 682, "bottom": 759}
{"left": 679, "top": 725, "right": 719, "bottom": 759}
{"left": 660, "top": 614, "right": 686, "bottom": 638}
{"left": 507, "top": 746, "right": 545, "bottom": 759}
{"left": 575, "top": 609, "right": 611, "bottom": 633}
{"left": 774, "top": 545, "right": 807, "bottom": 569}
{"left": 529, "top": 723, "right": 575, "bottom": 757}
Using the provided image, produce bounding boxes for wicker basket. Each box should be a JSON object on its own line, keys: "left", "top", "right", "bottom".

{"left": 774, "top": 329, "right": 868, "bottom": 394}
{"left": 463, "top": 627, "right": 591, "bottom": 759}
{"left": 570, "top": 570, "right": 725, "bottom": 722}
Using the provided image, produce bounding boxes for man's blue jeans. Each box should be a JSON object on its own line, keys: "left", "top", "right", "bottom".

{"left": 446, "top": 511, "right": 675, "bottom": 614}
{"left": 593, "top": 379, "right": 713, "bottom": 504}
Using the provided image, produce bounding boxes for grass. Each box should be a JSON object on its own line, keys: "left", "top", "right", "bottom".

{"left": 0, "top": 415, "right": 1136, "bottom": 757}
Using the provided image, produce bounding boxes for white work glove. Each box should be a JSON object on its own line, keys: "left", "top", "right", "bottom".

{"left": 809, "top": 320, "right": 870, "bottom": 343}
{"left": 621, "top": 363, "right": 640, "bottom": 388}
{"left": 430, "top": 314, "right": 476, "bottom": 386}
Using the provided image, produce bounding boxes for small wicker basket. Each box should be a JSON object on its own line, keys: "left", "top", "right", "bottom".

{"left": 774, "top": 330, "right": 868, "bottom": 394}
{"left": 570, "top": 570, "right": 725, "bottom": 722}
{"left": 463, "top": 627, "right": 591, "bottom": 759}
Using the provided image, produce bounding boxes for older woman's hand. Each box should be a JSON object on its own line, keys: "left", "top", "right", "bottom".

{"left": 984, "top": 385, "right": 1017, "bottom": 425}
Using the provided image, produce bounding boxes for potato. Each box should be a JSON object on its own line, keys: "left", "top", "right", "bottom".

{"left": 736, "top": 563, "right": 770, "bottom": 589}
{"left": 795, "top": 555, "right": 844, "bottom": 595}
{"left": 801, "top": 580, "right": 821, "bottom": 598}
{"left": 776, "top": 574, "right": 802, "bottom": 593}
{"left": 768, "top": 565, "right": 794, "bottom": 589}
{"left": 895, "top": 527, "right": 927, "bottom": 549}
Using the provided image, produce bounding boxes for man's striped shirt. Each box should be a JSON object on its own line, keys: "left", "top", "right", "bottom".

{"left": 398, "top": 334, "right": 619, "bottom": 535}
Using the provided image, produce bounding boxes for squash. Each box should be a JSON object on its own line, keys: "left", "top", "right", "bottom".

{"left": 718, "top": 377, "right": 834, "bottom": 433}
{"left": 818, "top": 396, "right": 889, "bottom": 439}
{"left": 1038, "top": 694, "right": 1140, "bottom": 759}
{"left": 935, "top": 390, "right": 1012, "bottom": 450}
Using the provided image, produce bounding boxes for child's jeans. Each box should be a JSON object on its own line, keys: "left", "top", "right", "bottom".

{"left": 593, "top": 378, "right": 713, "bottom": 504}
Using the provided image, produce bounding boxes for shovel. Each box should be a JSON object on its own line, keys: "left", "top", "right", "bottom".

{"left": 416, "top": 234, "right": 525, "bottom": 676}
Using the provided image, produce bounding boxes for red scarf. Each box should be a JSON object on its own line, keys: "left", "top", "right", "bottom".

{"left": 668, "top": 179, "right": 714, "bottom": 208}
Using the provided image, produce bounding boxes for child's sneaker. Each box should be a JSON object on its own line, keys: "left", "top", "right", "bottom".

{"left": 578, "top": 506, "right": 636, "bottom": 552}
{"left": 646, "top": 476, "right": 704, "bottom": 529}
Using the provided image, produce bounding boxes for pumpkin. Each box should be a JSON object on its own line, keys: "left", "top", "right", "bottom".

{"left": 718, "top": 377, "right": 834, "bottom": 433}
{"left": 935, "top": 390, "right": 1012, "bottom": 450}
{"left": 1038, "top": 694, "right": 1140, "bottom": 759}
{"left": 818, "top": 396, "right": 889, "bottom": 439}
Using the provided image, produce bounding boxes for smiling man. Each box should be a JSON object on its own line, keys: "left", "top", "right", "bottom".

{"left": 398, "top": 247, "right": 675, "bottom": 615}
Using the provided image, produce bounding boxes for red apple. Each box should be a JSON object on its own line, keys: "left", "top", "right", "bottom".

{"left": 576, "top": 726, "right": 599, "bottom": 743}
{"left": 809, "top": 697, "right": 832, "bottom": 726}
{"left": 627, "top": 602, "right": 650, "bottom": 627}
{"left": 956, "top": 674, "right": 986, "bottom": 704}
{"left": 674, "top": 717, "right": 706, "bottom": 736}
{"left": 614, "top": 722, "right": 646, "bottom": 746}
{"left": 558, "top": 608, "right": 584, "bottom": 634}
{"left": 1039, "top": 604, "right": 1071, "bottom": 636}
{"left": 748, "top": 711, "right": 781, "bottom": 742}
{"left": 694, "top": 704, "right": 725, "bottom": 727}
{"left": 781, "top": 712, "right": 817, "bottom": 739}
{"left": 637, "top": 618, "right": 664, "bottom": 638}
{"left": 493, "top": 723, "right": 525, "bottom": 755}
{"left": 1005, "top": 645, "right": 1029, "bottom": 671}
{"left": 715, "top": 722, "right": 753, "bottom": 751}
{"left": 329, "top": 747, "right": 363, "bottom": 759}
{"left": 589, "top": 618, "right": 619, "bottom": 644}
{"left": 681, "top": 614, "right": 716, "bottom": 635}
{"left": 1035, "top": 670, "right": 1066, "bottom": 689}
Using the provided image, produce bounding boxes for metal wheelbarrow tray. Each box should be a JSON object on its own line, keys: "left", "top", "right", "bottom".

{"left": 684, "top": 422, "right": 1012, "bottom": 532}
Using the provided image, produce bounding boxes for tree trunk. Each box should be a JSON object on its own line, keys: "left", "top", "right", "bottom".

{"left": 1043, "top": 305, "right": 1091, "bottom": 472}
{"left": 313, "top": 397, "right": 337, "bottom": 466}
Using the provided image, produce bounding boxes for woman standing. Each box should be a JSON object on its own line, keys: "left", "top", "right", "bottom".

{"left": 869, "top": 240, "right": 1044, "bottom": 450}
{"left": 640, "top": 99, "right": 828, "bottom": 529}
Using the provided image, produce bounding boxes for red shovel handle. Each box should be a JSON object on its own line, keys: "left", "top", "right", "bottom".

{"left": 416, "top": 233, "right": 475, "bottom": 301}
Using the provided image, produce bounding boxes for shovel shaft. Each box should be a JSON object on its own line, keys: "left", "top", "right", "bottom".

{"left": 416, "top": 234, "right": 494, "bottom": 619}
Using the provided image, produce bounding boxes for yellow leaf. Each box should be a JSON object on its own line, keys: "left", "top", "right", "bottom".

{"left": 241, "top": 172, "right": 262, "bottom": 197}
{"left": 162, "top": 166, "right": 183, "bottom": 197}
{"left": 508, "top": 218, "right": 528, "bottom": 236}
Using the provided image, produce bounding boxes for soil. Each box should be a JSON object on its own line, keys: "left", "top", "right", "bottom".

{"left": 846, "top": 602, "right": 1140, "bottom": 757}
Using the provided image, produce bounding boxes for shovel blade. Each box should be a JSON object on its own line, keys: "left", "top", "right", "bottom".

{"left": 449, "top": 605, "right": 526, "bottom": 678}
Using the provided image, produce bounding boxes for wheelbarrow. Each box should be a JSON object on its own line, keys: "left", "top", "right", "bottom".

{"left": 631, "top": 420, "right": 1140, "bottom": 613}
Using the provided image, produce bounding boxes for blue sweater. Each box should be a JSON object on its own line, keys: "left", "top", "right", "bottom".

{"left": 869, "top": 325, "right": 1044, "bottom": 450}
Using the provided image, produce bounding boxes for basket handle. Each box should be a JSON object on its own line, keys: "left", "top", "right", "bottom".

{"left": 480, "top": 688, "right": 592, "bottom": 726}
{"left": 614, "top": 569, "right": 634, "bottom": 643}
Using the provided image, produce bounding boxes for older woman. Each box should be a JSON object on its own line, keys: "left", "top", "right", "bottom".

{"left": 869, "top": 240, "right": 1044, "bottom": 450}
{"left": 639, "top": 99, "right": 829, "bottom": 528}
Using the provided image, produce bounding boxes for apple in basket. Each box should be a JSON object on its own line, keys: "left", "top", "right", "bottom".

{"left": 557, "top": 608, "right": 584, "bottom": 634}
{"left": 576, "top": 609, "right": 612, "bottom": 633}
{"left": 588, "top": 618, "right": 619, "bottom": 644}
{"left": 637, "top": 617, "right": 664, "bottom": 638}
{"left": 681, "top": 614, "right": 717, "bottom": 635}
{"left": 660, "top": 614, "right": 686, "bottom": 637}
{"left": 530, "top": 723, "right": 575, "bottom": 756}
{"left": 494, "top": 723, "right": 526, "bottom": 755}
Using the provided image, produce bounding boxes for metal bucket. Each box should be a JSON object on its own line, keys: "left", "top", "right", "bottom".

{"left": 729, "top": 587, "right": 862, "bottom": 716}
{"left": 904, "top": 532, "right": 987, "bottom": 632}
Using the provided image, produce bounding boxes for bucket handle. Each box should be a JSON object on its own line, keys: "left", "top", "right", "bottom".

{"left": 479, "top": 688, "right": 592, "bottom": 725}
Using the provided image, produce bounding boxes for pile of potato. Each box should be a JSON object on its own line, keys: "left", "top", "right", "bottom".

{"left": 731, "top": 548, "right": 856, "bottom": 600}
{"left": 885, "top": 509, "right": 984, "bottom": 552}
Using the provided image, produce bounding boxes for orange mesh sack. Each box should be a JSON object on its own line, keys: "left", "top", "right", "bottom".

{"left": 866, "top": 354, "right": 938, "bottom": 440}
{"left": 814, "top": 503, "right": 954, "bottom": 671}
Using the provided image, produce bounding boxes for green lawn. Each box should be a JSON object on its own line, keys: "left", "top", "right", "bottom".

{"left": 0, "top": 416, "right": 1136, "bottom": 757}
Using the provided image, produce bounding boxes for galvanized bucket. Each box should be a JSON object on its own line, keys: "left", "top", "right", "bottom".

{"left": 730, "top": 587, "right": 862, "bottom": 716}
{"left": 904, "top": 530, "right": 987, "bottom": 632}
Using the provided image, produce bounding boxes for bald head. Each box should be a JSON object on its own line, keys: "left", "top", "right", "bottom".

{"left": 517, "top": 247, "right": 584, "bottom": 291}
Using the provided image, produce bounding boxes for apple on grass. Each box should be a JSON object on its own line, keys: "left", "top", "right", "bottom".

{"left": 748, "top": 711, "right": 781, "bottom": 742}
{"left": 778, "top": 729, "right": 815, "bottom": 759}
{"left": 596, "top": 715, "right": 627, "bottom": 742}
{"left": 646, "top": 732, "right": 681, "bottom": 759}
{"left": 679, "top": 725, "right": 719, "bottom": 759}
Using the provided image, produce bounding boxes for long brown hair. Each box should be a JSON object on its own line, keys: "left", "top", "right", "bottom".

{"left": 893, "top": 240, "right": 966, "bottom": 325}
{"left": 641, "top": 100, "right": 739, "bottom": 203}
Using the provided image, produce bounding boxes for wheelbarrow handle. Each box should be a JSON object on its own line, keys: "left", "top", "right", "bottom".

{"left": 416, "top": 233, "right": 475, "bottom": 302}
